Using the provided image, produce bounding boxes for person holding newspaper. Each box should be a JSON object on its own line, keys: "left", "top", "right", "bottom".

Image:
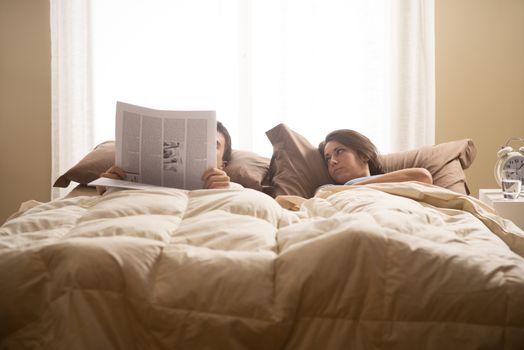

{"left": 201, "top": 121, "right": 242, "bottom": 189}
{"left": 97, "top": 121, "right": 241, "bottom": 194}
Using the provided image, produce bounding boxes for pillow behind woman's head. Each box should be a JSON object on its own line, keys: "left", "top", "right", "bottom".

{"left": 266, "top": 124, "right": 333, "bottom": 198}
{"left": 379, "top": 139, "right": 476, "bottom": 195}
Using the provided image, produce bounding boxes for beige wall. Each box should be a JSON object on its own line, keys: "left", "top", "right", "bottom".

{"left": 1, "top": 1, "right": 524, "bottom": 223}
{"left": 0, "top": 0, "right": 51, "bottom": 224}
{"left": 436, "top": 0, "right": 524, "bottom": 196}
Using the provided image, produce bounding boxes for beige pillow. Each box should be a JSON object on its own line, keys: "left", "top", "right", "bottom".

{"left": 266, "top": 124, "right": 333, "bottom": 198}
{"left": 224, "top": 149, "right": 270, "bottom": 191}
{"left": 53, "top": 141, "right": 271, "bottom": 192}
{"left": 266, "top": 123, "right": 477, "bottom": 197}
{"left": 379, "top": 139, "right": 477, "bottom": 195}
{"left": 53, "top": 141, "right": 115, "bottom": 187}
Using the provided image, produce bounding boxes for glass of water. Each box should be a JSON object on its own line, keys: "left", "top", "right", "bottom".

{"left": 501, "top": 169, "right": 522, "bottom": 199}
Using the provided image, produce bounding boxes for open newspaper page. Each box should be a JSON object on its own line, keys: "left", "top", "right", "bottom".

{"left": 91, "top": 101, "right": 216, "bottom": 190}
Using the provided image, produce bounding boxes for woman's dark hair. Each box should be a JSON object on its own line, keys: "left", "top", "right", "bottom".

{"left": 217, "top": 121, "right": 232, "bottom": 162}
{"left": 318, "top": 129, "right": 384, "bottom": 175}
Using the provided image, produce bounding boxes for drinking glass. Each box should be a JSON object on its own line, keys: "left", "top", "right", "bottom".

{"left": 501, "top": 169, "right": 522, "bottom": 199}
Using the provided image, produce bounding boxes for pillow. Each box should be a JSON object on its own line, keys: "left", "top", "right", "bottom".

{"left": 266, "top": 124, "right": 333, "bottom": 198}
{"left": 224, "top": 149, "right": 270, "bottom": 191}
{"left": 378, "top": 139, "right": 477, "bottom": 195}
{"left": 53, "top": 141, "right": 271, "bottom": 192}
{"left": 53, "top": 141, "right": 115, "bottom": 188}
{"left": 266, "top": 123, "right": 477, "bottom": 197}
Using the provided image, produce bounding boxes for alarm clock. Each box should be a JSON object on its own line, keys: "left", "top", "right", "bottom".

{"left": 494, "top": 137, "right": 524, "bottom": 186}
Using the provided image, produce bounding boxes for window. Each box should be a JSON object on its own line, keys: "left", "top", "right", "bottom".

{"left": 51, "top": 0, "right": 434, "bottom": 196}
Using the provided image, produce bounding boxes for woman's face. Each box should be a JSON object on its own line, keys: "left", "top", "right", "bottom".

{"left": 323, "top": 140, "right": 370, "bottom": 184}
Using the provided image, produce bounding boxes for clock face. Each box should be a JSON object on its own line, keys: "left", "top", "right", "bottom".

{"left": 503, "top": 155, "right": 524, "bottom": 182}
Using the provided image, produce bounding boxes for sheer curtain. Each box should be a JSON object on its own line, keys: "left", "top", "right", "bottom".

{"left": 51, "top": 0, "right": 434, "bottom": 197}
{"left": 50, "top": 0, "right": 93, "bottom": 198}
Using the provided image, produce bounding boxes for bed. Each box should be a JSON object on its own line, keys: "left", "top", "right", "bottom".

{"left": 2, "top": 124, "right": 524, "bottom": 349}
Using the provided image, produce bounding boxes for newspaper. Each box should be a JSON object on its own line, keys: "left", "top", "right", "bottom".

{"left": 89, "top": 101, "right": 216, "bottom": 190}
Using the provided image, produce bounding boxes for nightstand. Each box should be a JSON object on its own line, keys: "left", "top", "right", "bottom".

{"left": 478, "top": 189, "right": 524, "bottom": 230}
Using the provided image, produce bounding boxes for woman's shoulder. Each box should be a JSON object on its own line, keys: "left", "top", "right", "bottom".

{"left": 344, "top": 175, "right": 380, "bottom": 185}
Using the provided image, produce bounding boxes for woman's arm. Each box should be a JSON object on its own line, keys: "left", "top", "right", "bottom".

{"left": 356, "top": 168, "right": 432, "bottom": 185}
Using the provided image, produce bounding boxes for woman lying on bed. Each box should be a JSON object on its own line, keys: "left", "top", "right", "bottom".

{"left": 319, "top": 129, "right": 433, "bottom": 186}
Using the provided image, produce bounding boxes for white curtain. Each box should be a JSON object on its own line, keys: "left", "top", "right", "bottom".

{"left": 50, "top": 0, "right": 93, "bottom": 198}
{"left": 51, "top": 0, "right": 434, "bottom": 197}
{"left": 248, "top": 0, "right": 434, "bottom": 153}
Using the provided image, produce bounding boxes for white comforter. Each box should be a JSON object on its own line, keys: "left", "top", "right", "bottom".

{"left": 1, "top": 183, "right": 524, "bottom": 350}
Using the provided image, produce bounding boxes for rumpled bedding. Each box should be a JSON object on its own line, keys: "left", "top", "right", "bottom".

{"left": 1, "top": 182, "right": 524, "bottom": 350}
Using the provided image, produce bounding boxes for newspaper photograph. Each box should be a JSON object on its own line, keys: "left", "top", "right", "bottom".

{"left": 92, "top": 101, "right": 216, "bottom": 190}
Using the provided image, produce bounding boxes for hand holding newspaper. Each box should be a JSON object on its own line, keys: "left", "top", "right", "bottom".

{"left": 89, "top": 101, "right": 217, "bottom": 190}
